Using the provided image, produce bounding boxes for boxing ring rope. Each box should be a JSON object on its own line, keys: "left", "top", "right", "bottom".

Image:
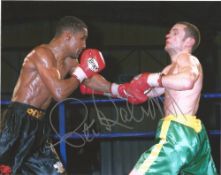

{"left": 1, "top": 92, "right": 221, "bottom": 106}
{"left": 1, "top": 92, "right": 221, "bottom": 166}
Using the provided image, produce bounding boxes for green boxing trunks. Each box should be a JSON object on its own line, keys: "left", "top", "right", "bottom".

{"left": 130, "top": 115, "right": 218, "bottom": 175}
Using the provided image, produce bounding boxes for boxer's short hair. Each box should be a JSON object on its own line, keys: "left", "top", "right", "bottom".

{"left": 55, "top": 16, "right": 87, "bottom": 36}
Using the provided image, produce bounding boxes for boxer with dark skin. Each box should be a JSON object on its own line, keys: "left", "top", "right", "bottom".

{"left": 0, "top": 16, "right": 110, "bottom": 175}
{"left": 11, "top": 20, "right": 108, "bottom": 110}
{"left": 0, "top": 16, "right": 141, "bottom": 175}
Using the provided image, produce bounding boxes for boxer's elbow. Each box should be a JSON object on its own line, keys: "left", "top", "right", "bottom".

{"left": 53, "top": 95, "right": 64, "bottom": 102}
{"left": 52, "top": 88, "right": 67, "bottom": 102}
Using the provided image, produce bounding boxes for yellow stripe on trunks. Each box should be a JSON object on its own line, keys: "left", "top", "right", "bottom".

{"left": 137, "top": 118, "right": 171, "bottom": 174}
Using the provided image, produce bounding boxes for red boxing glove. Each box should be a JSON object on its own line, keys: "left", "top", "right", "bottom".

{"left": 127, "top": 72, "right": 164, "bottom": 102}
{"left": 0, "top": 164, "right": 12, "bottom": 175}
{"left": 110, "top": 83, "right": 146, "bottom": 104}
{"left": 72, "top": 49, "right": 106, "bottom": 82}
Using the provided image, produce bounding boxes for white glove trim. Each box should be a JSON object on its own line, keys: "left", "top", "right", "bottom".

{"left": 147, "top": 73, "right": 161, "bottom": 87}
{"left": 110, "top": 83, "right": 120, "bottom": 96}
{"left": 72, "top": 66, "right": 87, "bottom": 83}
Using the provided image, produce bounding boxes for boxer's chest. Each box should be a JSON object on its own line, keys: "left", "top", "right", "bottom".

{"left": 167, "top": 63, "right": 178, "bottom": 75}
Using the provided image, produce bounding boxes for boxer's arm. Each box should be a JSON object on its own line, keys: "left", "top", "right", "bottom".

{"left": 82, "top": 74, "right": 132, "bottom": 99}
{"left": 82, "top": 74, "right": 128, "bottom": 99}
{"left": 128, "top": 54, "right": 199, "bottom": 95}
{"left": 83, "top": 74, "right": 111, "bottom": 93}
{"left": 81, "top": 75, "right": 146, "bottom": 104}
{"left": 145, "top": 87, "right": 165, "bottom": 98}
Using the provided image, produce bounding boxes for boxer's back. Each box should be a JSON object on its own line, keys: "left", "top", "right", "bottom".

{"left": 12, "top": 48, "right": 53, "bottom": 109}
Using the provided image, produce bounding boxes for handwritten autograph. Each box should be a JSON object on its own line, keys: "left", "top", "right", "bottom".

{"left": 49, "top": 95, "right": 164, "bottom": 148}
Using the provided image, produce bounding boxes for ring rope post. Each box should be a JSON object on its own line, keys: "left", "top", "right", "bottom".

{"left": 59, "top": 102, "right": 67, "bottom": 167}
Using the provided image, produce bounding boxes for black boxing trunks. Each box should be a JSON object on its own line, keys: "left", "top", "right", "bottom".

{"left": 0, "top": 102, "right": 65, "bottom": 175}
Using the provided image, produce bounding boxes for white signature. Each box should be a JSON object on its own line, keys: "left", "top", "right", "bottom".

{"left": 49, "top": 95, "right": 164, "bottom": 148}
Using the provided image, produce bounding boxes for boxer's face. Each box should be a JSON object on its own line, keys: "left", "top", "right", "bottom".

{"left": 164, "top": 24, "right": 187, "bottom": 53}
{"left": 69, "top": 28, "right": 88, "bottom": 58}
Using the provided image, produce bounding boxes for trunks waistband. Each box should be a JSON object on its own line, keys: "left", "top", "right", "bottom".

{"left": 8, "top": 102, "right": 46, "bottom": 119}
{"left": 164, "top": 114, "right": 202, "bottom": 133}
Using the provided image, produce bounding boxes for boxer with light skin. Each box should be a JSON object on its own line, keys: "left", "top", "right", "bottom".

{"left": 68, "top": 21, "right": 218, "bottom": 174}
{"left": 128, "top": 22, "right": 218, "bottom": 175}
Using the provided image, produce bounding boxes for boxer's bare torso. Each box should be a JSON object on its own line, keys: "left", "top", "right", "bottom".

{"left": 12, "top": 45, "right": 79, "bottom": 109}
{"left": 11, "top": 45, "right": 112, "bottom": 110}
{"left": 162, "top": 53, "right": 203, "bottom": 116}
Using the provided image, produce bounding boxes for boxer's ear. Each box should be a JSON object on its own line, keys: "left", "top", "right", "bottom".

{"left": 63, "top": 31, "right": 73, "bottom": 41}
{"left": 184, "top": 37, "right": 195, "bottom": 49}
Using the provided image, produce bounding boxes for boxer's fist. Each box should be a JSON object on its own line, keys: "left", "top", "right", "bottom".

{"left": 79, "top": 49, "right": 105, "bottom": 76}
{"left": 72, "top": 49, "right": 105, "bottom": 82}
{"left": 127, "top": 72, "right": 163, "bottom": 102}
{"left": 110, "top": 83, "right": 146, "bottom": 104}
{"left": 0, "top": 164, "right": 12, "bottom": 174}
{"left": 129, "top": 73, "right": 151, "bottom": 93}
{"left": 129, "top": 72, "right": 163, "bottom": 90}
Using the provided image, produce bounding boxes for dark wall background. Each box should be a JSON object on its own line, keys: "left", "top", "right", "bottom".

{"left": 2, "top": 1, "right": 221, "bottom": 94}
{"left": 1, "top": 1, "right": 221, "bottom": 174}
